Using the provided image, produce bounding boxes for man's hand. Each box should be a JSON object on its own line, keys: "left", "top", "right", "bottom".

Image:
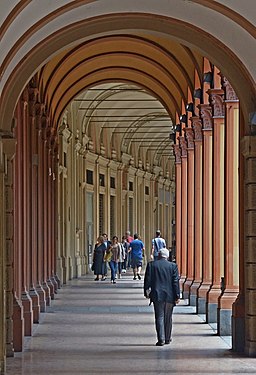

{"left": 175, "top": 299, "right": 180, "bottom": 304}
{"left": 150, "top": 254, "right": 154, "bottom": 260}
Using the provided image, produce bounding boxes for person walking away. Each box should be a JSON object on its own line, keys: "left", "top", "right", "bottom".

{"left": 144, "top": 248, "right": 180, "bottom": 346}
{"left": 118, "top": 240, "right": 126, "bottom": 278}
{"left": 125, "top": 231, "right": 133, "bottom": 269}
{"left": 106, "top": 236, "right": 121, "bottom": 284}
{"left": 92, "top": 236, "right": 106, "bottom": 281}
{"left": 128, "top": 233, "right": 144, "bottom": 280}
{"left": 151, "top": 230, "right": 166, "bottom": 261}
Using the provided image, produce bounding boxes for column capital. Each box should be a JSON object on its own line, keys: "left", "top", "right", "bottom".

{"left": 184, "top": 127, "right": 194, "bottom": 149}
{"left": 208, "top": 88, "right": 225, "bottom": 117}
{"left": 179, "top": 136, "right": 187, "bottom": 157}
{"left": 199, "top": 104, "right": 213, "bottom": 131}
{"left": 221, "top": 76, "right": 239, "bottom": 101}
{"left": 191, "top": 117, "right": 203, "bottom": 141}
{"left": 173, "top": 144, "right": 181, "bottom": 163}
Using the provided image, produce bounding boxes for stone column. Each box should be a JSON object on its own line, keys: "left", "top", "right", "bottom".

{"left": 0, "top": 140, "right": 6, "bottom": 372}
{"left": 3, "top": 139, "right": 16, "bottom": 357}
{"left": 183, "top": 128, "right": 195, "bottom": 300}
{"left": 179, "top": 137, "right": 188, "bottom": 294}
{"left": 197, "top": 104, "right": 213, "bottom": 314}
{"left": 207, "top": 89, "right": 225, "bottom": 323}
{"left": 241, "top": 136, "right": 256, "bottom": 356}
{"left": 173, "top": 145, "right": 182, "bottom": 278}
{"left": 190, "top": 118, "right": 203, "bottom": 307}
{"left": 218, "top": 78, "right": 239, "bottom": 335}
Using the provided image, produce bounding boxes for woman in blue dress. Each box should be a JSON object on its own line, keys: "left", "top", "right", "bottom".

{"left": 92, "top": 236, "right": 106, "bottom": 281}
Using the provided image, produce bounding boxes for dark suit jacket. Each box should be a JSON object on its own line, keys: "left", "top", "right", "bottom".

{"left": 144, "top": 259, "right": 180, "bottom": 304}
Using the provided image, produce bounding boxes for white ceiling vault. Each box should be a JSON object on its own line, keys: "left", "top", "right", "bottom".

{"left": 74, "top": 82, "right": 174, "bottom": 167}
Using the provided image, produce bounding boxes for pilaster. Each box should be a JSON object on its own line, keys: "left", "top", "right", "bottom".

{"left": 183, "top": 128, "right": 195, "bottom": 300}
{"left": 197, "top": 104, "right": 213, "bottom": 314}
{"left": 190, "top": 117, "right": 203, "bottom": 307}
{"left": 218, "top": 78, "right": 239, "bottom": 336}
{"left": 240, "top": 136, "right": 256, "bottom": 356}
{"left": 207, "top": 89, "right": 225, "bottom": 324}
{"left": 179, "top": 137, "right": 188, "bottom": 294}
{"left": 173, "top": 145, "right": 182, "bottom": 279}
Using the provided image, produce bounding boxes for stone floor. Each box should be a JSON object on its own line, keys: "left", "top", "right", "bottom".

{"left": 6, "top": 272, "right": 256, "bottom": 375}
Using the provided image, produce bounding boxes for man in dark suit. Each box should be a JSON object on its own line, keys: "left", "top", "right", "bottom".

{"left": 144, "top": 248, "right": 180, "bottom": 346}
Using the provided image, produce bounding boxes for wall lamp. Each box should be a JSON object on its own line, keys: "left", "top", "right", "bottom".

{"left": 180, "top": 114, "right": 187, "bottom": 123}
{"left": 175, "top": 124, "right": 181, "bottom": 133}
{"left": 193, "top": 88, "right": 202, "bottom": 99}
{"left": 169, "top": 133, "right": 176, "bottom": 143}
{"left": 203, "top": 71, "right": 213, "bottom": 83}
{"left": 186, "top": 103, "right": 194, "bottom": 112}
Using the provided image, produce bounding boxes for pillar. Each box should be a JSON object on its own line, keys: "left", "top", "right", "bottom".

{"left": 197, "top": 104, "right": 213, "bottom": 314}
{"left": 173, "top": 145, "right": 182, "bottom": 276}
{"left": 179, "top": 137, "right": 188, "bottom": 294}
{"left": 190, "top": 118, "right": 203, "bottom": 307}
{"left": 241, "top": 136, "right": 256, "bottom": 356}
{"left": 183, "top": 128, "right": 195, "bottom": 300}
{"left": 218, "top": 78, "right": 239, "bottom": 336}
{"left": 207, "top": 89, "right": 225, "bottom": 323}
{"left": 0, "top": 140, "right": 6, "bottom": 373}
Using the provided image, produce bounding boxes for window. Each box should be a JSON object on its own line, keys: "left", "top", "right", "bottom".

{"left": 99, "top": 194, "right": 104, "bottom": 235}
{"left": 145, "top": 186, "right": 149, "bottom": 195}
{"left": 86, "top": 170, "right": 93, "bottom": 185}
{"left": 99, "top": 173, "right": 105, "bottom": 187}
{"left": 129, "top": 181, "right": 133, "bottom": 191}
{"left": 110, "top": 176, "right": 115, "bottom": 189}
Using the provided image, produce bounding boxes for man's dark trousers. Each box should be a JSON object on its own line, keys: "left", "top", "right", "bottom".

{"left": 153, "top": 301, "right": 174, "bottom": 343}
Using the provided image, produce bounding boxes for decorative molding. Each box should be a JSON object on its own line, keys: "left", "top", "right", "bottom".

{"left": 222, "top": 76, "right": 239, "bottom": 101}
{"left": 199, "top": 104, "right": 213, "bottom": 130}
{"left": 173, "top": 144, "right": 181, "bottom": 163}
{"left": 184, "top": 128, "right": 194, "bottom": 149}
{"left": 191, "top": 117, "right": 202, "bottom": 141}
{"left": 208, "top": 89, "right": 225, "bottom": 117}
{"left": 179, "top": 136, "right": 187, "bottom": 157}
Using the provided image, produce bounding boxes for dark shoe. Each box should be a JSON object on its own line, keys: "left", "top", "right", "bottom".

{"left": 133, "top": 276, "right": 137, "bottom": 280}
{"left": 94, "top": 277, "right": 99, "bottom": 281}
{"left": 137, "top": 273, "right": 141, "bottom": 280}
{"left": 101, "top": 277, "right": 106, "bottom": 281}
{"left": 156, "top": 341, "right": 165, "bottom": 346}
{"left": 165, "top": 339, "right": 172, "bottom": 344}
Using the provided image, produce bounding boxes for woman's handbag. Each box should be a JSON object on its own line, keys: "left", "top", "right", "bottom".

{"left": 104, "top": 250, "right": 112, "bottom": 262}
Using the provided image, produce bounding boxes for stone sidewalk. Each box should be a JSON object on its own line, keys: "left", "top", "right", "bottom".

{"left": 6, "top": 273, "right": 256, "bottom": 374}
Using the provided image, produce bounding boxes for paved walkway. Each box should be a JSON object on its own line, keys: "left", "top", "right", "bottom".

{"left": 6, "top": 273, "right": 256, "bottom": 374}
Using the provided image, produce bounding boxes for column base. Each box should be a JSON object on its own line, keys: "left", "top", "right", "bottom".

{"left": 47, "top": 279, "right": 55, "bottom": 300}
{"left": 190, "top": 281, "right": 201, "bottom": 307}
{"left": 197, "top": 282, "right": 211, "bottom": 314}
{"left": 42, "top": 281, "right": 51, "bottom": 306}
{"left": 183, "top": 278, "right": 193, "bottom": 300}
{"left": 179, "top": 275, "right": 186, "bottom": 298}
{"left": 21, "top": 290, "right": 33, "bottom": 336}
{"left": 232, "top": 293, "right": 245, "bottom": 352}
{"left": 217, "top": 308, "right": 232, "bottom": 336}
{"left": 218, "top": 288, "right": 239, "bottom": 336}
{"left": 36, "top": 284, "right": 46, "bottom": 312}
{"left": 29, "top": 287, "right": 40, "bottom": 324}
{"left": 206, "top": 285, "right": 222, "bottom": 323}
{"left": 12, "top": 295, "right": 24, "bottom": 352}
{"left": 50, "top": 275, "right": 58, "bottom": 294}
{"left": 54, "top": 274, "right": 61, "bottom": 289}
{"left": 75, "top": 255, "right": 82, "bottom": 277}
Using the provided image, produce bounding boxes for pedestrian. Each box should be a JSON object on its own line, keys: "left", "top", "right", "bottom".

{"left": 106, "top": 236, "right": 121, "bottom": 284}
{"left": 125, "top": 231, "right": 133, "bottom": 268}
{"left": 92, "top": 236, "right": 106, "bottom": 281}
{"left": 128, "top": 233, "right": 144, "bottom": 280}
{"left": 118, "top": 239, "right": 126, "bottom": 278}
{"left": 121, "top": 236, "right": 129, "bottom": 273}
{"left": 102, "top": 233, "right": 111, "bottom": 277}
{"left": 151, "top": 230, "right": 167, "bottom": 261}
{"left": 144, "top": 248, "right": 180, "bottom": 346}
